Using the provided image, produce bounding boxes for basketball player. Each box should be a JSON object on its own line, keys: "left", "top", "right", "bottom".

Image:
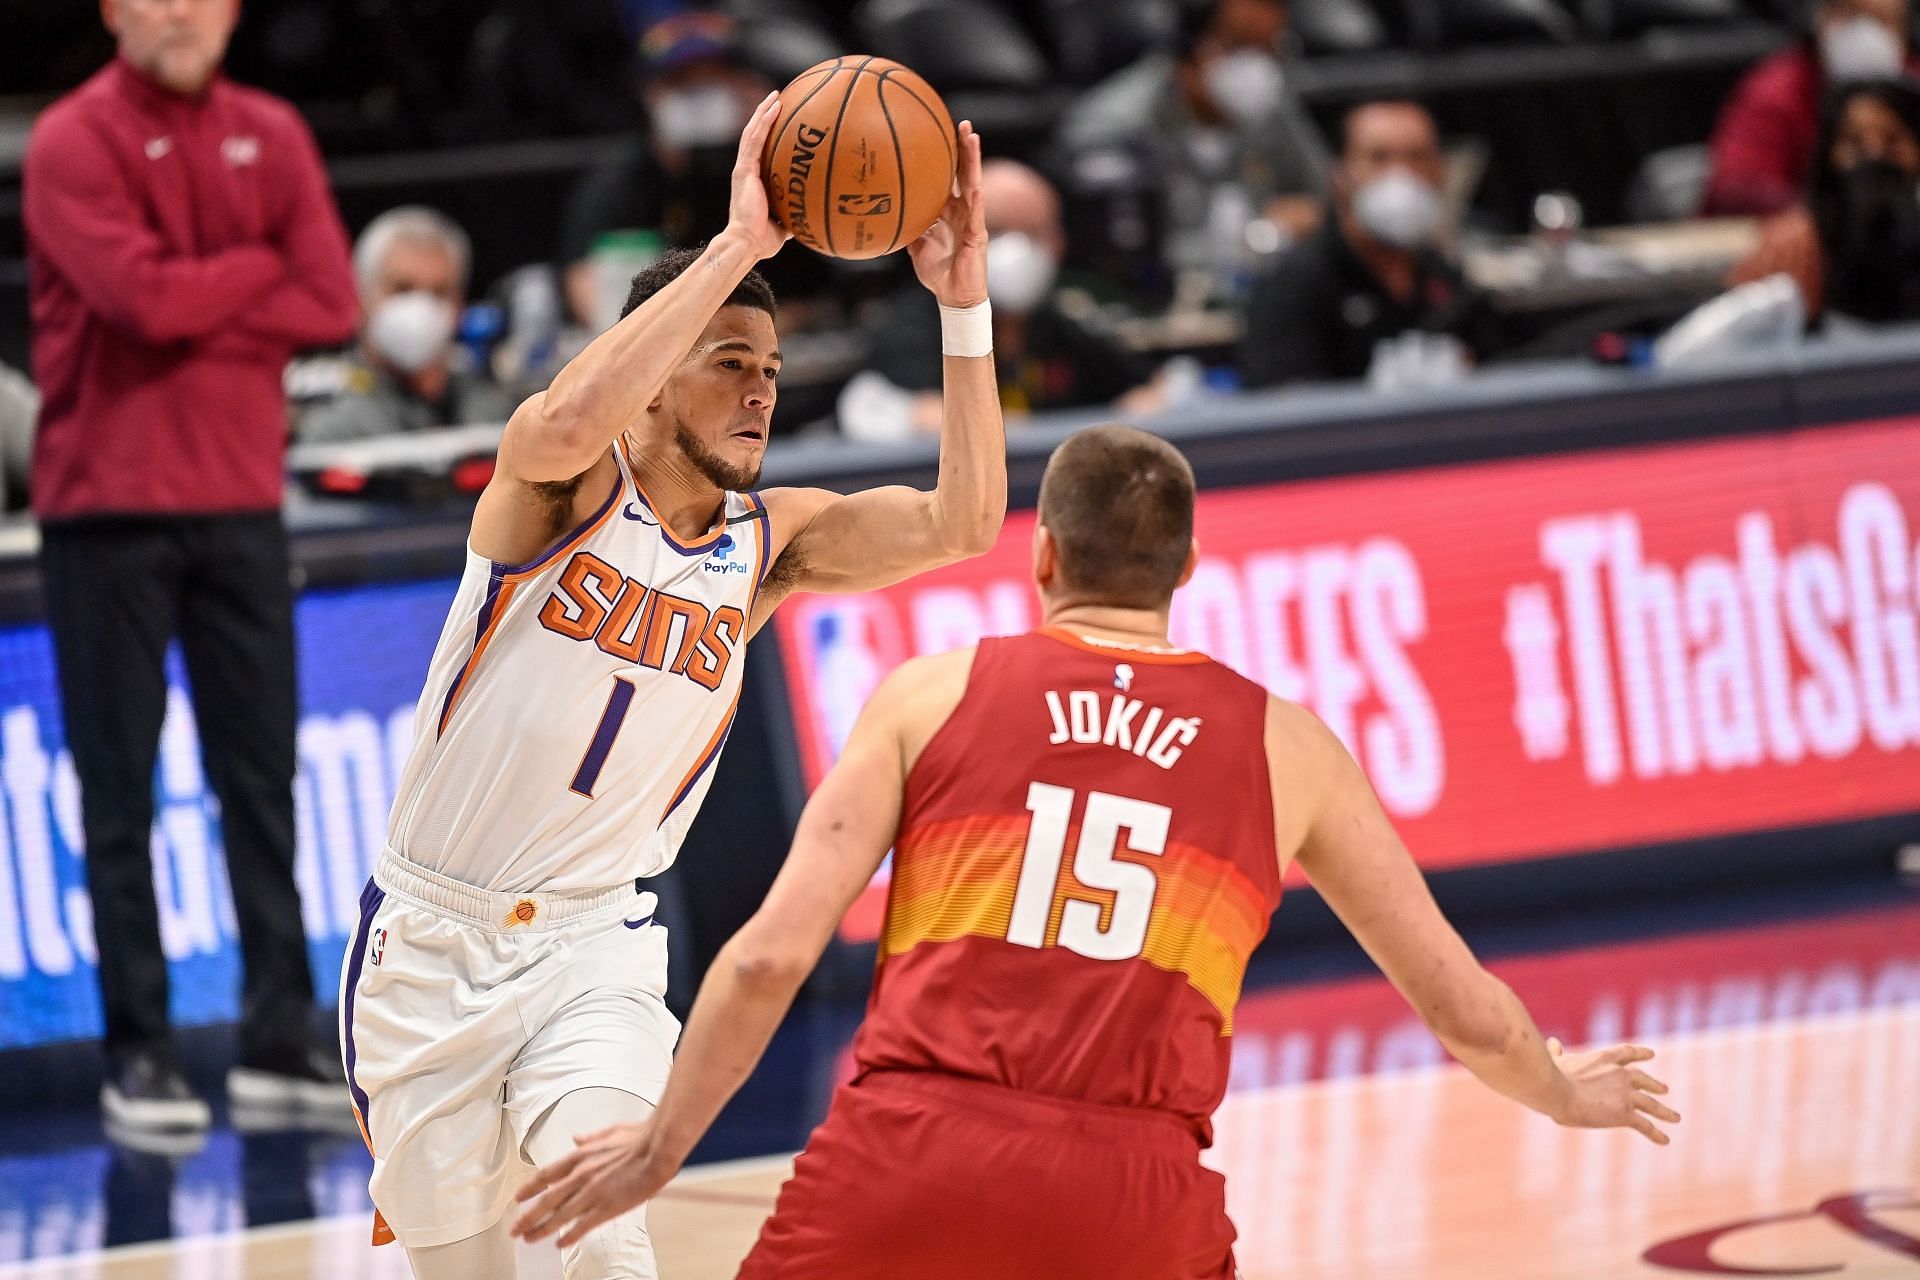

{"left": 510, "top": 425, "right": 1681, "bottom": 1276}
{"left": 341, "top": 96, "right": 1004, "bottom": 1280}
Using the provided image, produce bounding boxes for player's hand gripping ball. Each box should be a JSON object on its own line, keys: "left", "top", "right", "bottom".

{"left": 760, "top": 56, "right": 958, "bottom": 260}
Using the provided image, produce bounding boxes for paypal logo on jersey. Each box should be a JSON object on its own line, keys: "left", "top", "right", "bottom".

{"left": 705, "top": 533, "right": 750, "bottom": 576}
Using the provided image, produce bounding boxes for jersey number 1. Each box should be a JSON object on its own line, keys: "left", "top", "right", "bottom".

{"left": 570, "top": 678, "right": 636, "bottom": 797}
{"left": 1007, "top": 783, "right": 1169, "bottom": 962}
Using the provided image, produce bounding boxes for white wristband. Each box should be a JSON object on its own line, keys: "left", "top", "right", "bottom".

{"left": 939, "top": 299, "right": 993, "bottom": 358}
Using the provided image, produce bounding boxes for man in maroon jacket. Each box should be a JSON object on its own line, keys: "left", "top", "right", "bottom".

{"left": 1702, "top": 0, "right": 1917, "bottom": 214}
{"left": 23, "top": 0, "right": 358, "bottom": 1134}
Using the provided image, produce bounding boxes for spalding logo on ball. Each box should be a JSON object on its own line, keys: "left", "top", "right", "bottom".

{"left": 762, "top": 56, "right": 958, "bottom": 260}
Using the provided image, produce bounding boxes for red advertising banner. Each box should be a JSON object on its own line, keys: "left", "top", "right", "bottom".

{"left": 774, "top": 419, "right": 1920, "bottom": 938}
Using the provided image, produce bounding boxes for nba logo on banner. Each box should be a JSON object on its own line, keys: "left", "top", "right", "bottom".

{"left": 369, "top": 928, "right": 387, "bottom": 967}
{"left": 802, "top": 598, "right": 908, "bottom": 760}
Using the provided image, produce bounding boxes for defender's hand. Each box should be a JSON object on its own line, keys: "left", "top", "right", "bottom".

{"left": 1548, "top": 1040, "right": 1679, "bottom": 1145}
{"left": 721, "top": 94, "right": 791, "bottom": 263}
{"left": 908, "top": 121, "right": 986, "bottom": 309}
{"left": 510, "top": 1119, "right": 681, "bottom": 1248}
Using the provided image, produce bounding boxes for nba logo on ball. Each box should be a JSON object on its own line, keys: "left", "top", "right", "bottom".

{"left": 762, "top": 56, "right": 957, "bottom": 260}
{"left": 836, "top": 193, "right": 894, "bottom": 216}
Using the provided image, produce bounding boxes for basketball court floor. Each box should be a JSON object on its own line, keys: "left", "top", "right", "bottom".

{"left": 0, "top": 877, "right": 1914, "bottom": 1279}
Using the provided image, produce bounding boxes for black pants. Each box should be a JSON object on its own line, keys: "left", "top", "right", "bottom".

{"left": 40, "top": 513, "right": 313, "bottom": 1067}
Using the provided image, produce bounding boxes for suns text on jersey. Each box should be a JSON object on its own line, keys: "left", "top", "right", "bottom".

{"left": 538, "top": 550, "right": 742, "bottom": 690}
{"left": 1043, "top": 689, "right": 1201, "bottom": 770}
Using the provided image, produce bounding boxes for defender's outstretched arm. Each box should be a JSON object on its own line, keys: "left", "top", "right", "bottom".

{"left": 1278, "top": 700, "right": 1678, "bottom": 1143}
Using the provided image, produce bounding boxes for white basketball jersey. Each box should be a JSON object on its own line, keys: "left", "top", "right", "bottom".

{"left": 387, "top": 444, "right": 768, "bottom": 891}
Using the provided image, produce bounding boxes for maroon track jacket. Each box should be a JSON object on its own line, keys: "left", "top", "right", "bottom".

{"left": 24, "top": 58, "right": 357, "bottom": 520}
{"left": 1703, "top": 43, "right": 1920, "bottom": 217}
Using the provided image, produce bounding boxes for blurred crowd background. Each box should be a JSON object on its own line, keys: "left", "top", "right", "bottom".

{"left": 1, "top": 0, "right": 1918, "bottom": 492}
{"left": 0, "top": 0, "right": 1918, "bottom": 1164}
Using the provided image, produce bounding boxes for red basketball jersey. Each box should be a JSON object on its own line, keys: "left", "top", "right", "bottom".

{"left": 851, "top": 626, "right": 1283, "bottom": 1143}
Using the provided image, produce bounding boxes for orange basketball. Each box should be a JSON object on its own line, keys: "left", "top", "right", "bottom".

{"left": 761, "top": 55, "right": 957, "bottom": 260}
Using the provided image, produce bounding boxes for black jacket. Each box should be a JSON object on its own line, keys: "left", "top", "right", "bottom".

{"left": 1239, "top": 215, "right": 1500, "bottom": 388}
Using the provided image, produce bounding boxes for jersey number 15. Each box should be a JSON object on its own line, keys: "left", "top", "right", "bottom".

{"left": 1007, "top": 782, "right": 1170, "bottom": 963}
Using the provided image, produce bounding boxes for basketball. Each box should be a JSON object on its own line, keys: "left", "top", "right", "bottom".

{"left": 761, "top": 56, "right": 958, "bottom": 260}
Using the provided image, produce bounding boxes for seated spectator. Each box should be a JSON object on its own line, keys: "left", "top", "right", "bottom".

{"left": 1728, "top": 76, "right": 1920, "bottom": 324}
{"left": 297, "top": 207, "right": 511, "bottom": 444}
{"left": 1816, "top": 75, "right": 1920, "bottom": 322}
{"left": 1053, "top": 0, "right": 1330, "bottom": 305}
{"left": 557, "top": 12, "right": 782, "bottom": 332}
{"left": 1702, "top": 0, "right": 1919, "bottom": 215}
{"left": 839, "top": 161, "right": 1166, "bottom": 441}
{"left": 1239, "top": 101, "right": 1499, "bottom": 389}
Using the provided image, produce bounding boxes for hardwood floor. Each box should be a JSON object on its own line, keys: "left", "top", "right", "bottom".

{"left": 4, "top": 1002, "right": 1912, "bottom": 1279}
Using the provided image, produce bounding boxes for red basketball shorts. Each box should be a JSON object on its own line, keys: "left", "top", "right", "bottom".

{"left": 737, "top": 1070, "right": 1238, "bottom": 1279}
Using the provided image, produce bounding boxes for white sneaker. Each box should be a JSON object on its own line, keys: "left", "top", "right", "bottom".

{"left": 227, "top": 1047, "right": 349, "bottom": 1112}
{"left": 101, "top": 1049, "right": 212, "bottom": 1132}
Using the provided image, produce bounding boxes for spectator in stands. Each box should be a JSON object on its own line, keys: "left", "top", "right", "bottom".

{"left": 1729, "top": 76, "right": 1920, "bottom": 323}
{"left": 0, "top": 363, "right": 35, "bottom": 511}
{"left": 297, "top": 207, "right": 511, "bottom": 443}
{"left": 1818, "top": 76, "right": 1920, "bottom": 320}
{"left": 839, "top": 160, "right": 1167, "bottom": 441}
{"left": 1239, "top": 101, "right": 1499, "bottom": 389}
{"left": 557, "top": 11, "right": 773, "bottom": 332}
{"left": 23, "top": 0, "right": 357, "bottom": 1134}
{"left": 1702, "top": 0, "right": 1919, "bottom": 215}
{"left": 1053, "top": 0, "right": 1330, "bottom": 305}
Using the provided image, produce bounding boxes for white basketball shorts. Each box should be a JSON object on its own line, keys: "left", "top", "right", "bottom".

{"left": 338, "top": 848, "right": 679, "bottom": 1249}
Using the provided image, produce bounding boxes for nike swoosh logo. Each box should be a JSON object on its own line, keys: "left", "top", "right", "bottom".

{"left": 621, "top": 502, "right": 659, "bottom": 525}
{"left": 623, "top": 913, "right": 655, "bottom": 930}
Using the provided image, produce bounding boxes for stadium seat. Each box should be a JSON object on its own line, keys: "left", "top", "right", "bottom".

{"left": 1623, "top": 143, "right": 1713, "bottom": 221}
{"left": 1581, "top": 0, "right": 1751, "bottom": 38}
{"left": 1041, "top": 0, "right": 1180, "bottom": 85}
{"left": 855, "top": 0, "right": 1068, "bottom": 156}
{"left": 856, "top": 0, "right": 1051, "bottom": 90}
{"left": 738, "top": 13, "right": 846, "bottom": 83}
{"left": 1407, "top": 0, "right": 1582, "bottom": 46}
{"left": 1292, "top": 0, "right": 1394, "bottom": 54}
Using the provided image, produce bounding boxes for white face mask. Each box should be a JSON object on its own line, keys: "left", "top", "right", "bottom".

{"left": 368, "top": 290, "right": 458, "bottom": 374}
{"left": 1352, "top": 168, "right": 1444, "bottom": 249}
{"left": 985, "top": 232, "right": 1060, "bottom": 313}
{"left": 1201, "top": 49, "right": 1284, "bottom": 130}
{"left": 652, "top": 85, "right": 746, "bottom": 150}
{"left": 1821, "top": 15, "right": 1904, "bottom": 81}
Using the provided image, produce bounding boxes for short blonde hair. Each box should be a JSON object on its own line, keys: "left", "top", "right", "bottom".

{"left": 1039, "top": 426, "right": 1196, "bottom": 607}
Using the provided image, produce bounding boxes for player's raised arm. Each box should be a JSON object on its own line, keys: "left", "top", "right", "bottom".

{"left": 509, "top": 649, "right": 970, "bottom": 1248}
{"left": 749, "top": 125, "right": 1005, "bottom": 632}
{"left": 1278, "top": 699, "right": 1679, "bottom": 1145}
{"left": 473, "top": 94, "right": 789, "bottom": 558}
